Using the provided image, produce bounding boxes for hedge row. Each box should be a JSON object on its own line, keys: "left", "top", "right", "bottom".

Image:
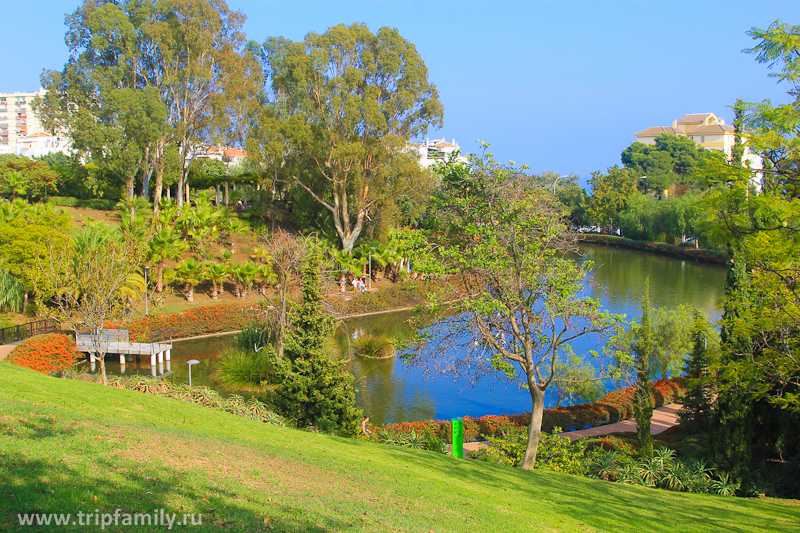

{"left": 47, "top": 196, "right": 118, "bottom": 210}
{"left": 5, "top": 333, "right": 80, "bottom": 374}
{"left": 371, "top": 378, "right": 686, "bottom": 442}
{"left": 578, "top": 234, "right": 728, "bottom": 264}
{"left": 128, "top": 302, "right": 265, "bottom": 341}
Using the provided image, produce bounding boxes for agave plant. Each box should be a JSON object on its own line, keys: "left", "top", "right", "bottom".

{"left": 710, "top": 473, "right": 739, "bottom": 496}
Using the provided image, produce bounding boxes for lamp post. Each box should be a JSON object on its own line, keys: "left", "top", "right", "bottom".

{"left": 640, "top": 175, "right": 648, "bottom": 195}
{"left": 369, "top": 247, "right": 375, "bottom": 291}
{"left": 552, "top": 175, "right": 565, "bottom": 195}
{"left": 143, "top": 266, "right": 149, "bottom": 317}
{"left": 187, "top": 359, "right": 199, "bottom": 388}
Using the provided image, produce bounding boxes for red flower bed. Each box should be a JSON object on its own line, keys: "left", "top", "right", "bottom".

{"left": 128, "top": 302, "right": 263, "bottom": 341}
{"left": 371, "top": 378, "right": 686, "bottom": 441}
{"left": 5, "top": 333, "right": 80, "bottom": 374}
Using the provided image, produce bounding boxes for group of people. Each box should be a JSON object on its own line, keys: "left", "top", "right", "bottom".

{"left": 351, "top": 276, "right": 369, "bottom": 294}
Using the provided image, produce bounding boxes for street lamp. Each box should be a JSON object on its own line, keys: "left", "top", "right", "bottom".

{"left": 640, "top": 176, "right": 648, "bottom": 195}
{"left": 369, "top": 247, "right": 375, "bottom": 291}
{"left": 187, "top": 359, "right": 199, "bottom": 387}
{"left": 143, "top": 266, "right": 149, "bottom": 317}
{"left": 552, "top": 175, "right": 565, "bottom": 195}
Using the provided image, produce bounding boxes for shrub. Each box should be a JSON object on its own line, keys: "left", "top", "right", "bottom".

{"left": 5, "top": 333, "right": 80, "bottom": 374}
{"left": 471, "top": 426, "right": 585, "bottom": 473}
{"left": 47, "top": 196, "right": 117, "bottom": 210}
{"left": 370, "top": 378, "right": 686, "bottom": 441}
{"left": 212, "top": 347, "right": 280, "bottom": 394}
{"left": 354, "top": 333, "right": 396, "bottom": 358}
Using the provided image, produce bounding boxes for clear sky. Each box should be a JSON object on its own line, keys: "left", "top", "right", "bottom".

{"left": 1, "top": 1, "right": 796, "bottom": 182}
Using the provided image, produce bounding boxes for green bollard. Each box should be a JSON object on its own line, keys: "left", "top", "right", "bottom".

{"left": 452, "top": 418, "right": 464, "bottom": 458}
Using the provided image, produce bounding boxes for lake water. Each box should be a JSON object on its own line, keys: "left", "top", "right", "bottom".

{"left": 92, "top": 244, "right": 727, "bottom": 425}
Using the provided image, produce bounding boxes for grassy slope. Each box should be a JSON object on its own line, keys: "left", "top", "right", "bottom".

{"left": 0, "top": 364, "right": 798, "bottom": 533}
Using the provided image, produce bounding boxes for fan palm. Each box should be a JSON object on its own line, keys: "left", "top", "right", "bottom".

{"left": 148, "top": 228, "right": 188, "bottom": 293}
{"left": 229, "top": 261, "right": 259, "bottom": 297}
{"left": 203, "top": 261, "right": 230, "bottom": 299}
{"left": 175, "top": 257, "right": 204, "bottom": 302}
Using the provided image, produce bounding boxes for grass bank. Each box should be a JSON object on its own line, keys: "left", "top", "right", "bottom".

{"left": 1, "top": 363, "right": 798, "bottom": 532}
{"left": 578, "top": 234, "right": 728, "bottom": 264}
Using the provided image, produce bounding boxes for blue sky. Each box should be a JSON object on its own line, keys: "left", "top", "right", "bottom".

{"left": 2, "top": 1, "right": 796, "bottom": 182}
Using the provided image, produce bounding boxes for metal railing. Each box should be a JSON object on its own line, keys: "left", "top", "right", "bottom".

{"left": 0, "top": 319, "right": 61, "bottom": 345}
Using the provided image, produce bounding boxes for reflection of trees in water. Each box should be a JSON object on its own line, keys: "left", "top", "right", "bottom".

{"left": 336, "top": 312, "right": 436, "bottom": 425}
{"left": 581, "top": 245, "right": 726, "bottom": 320}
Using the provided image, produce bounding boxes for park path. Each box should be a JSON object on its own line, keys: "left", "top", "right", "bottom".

{"left": 461, "top": 403, "right": 682, "bottom": 453}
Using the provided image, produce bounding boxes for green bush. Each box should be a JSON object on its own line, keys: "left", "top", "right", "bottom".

{"left": 212, "top": 347, "right": 280, "bottom": 394}
{"left": 47, "top": 196, "right": 117, "bottom": 210}
{"left": 471, "top": 426, "right": 584, "bottom": 473}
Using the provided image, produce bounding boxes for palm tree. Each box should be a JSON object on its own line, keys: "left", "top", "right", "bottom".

{"left": 254, "top": 263, "right": 277, "bottom": 295}
{"left": 203, "top": 261, "right": 229, "bottom": 299}
{"left": 3, "top": 171, "right": 27, "bottom": 201}
{"left": 229, "top": 261, "right": 259, "bottom": 298}
{"left": 175, "top": 258, "right": 204, "bottom": 302}
{"left": 221, "top": 217, "right": 248, "bottom": 253}
{"left": 328, "top": 248, "right": 361, "bottom": 292}
{"left": 148, "top": 228, "right": 188, "bottom": 293}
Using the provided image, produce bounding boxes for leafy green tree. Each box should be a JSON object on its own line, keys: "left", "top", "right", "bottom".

{"left": 265, "top": 23, "right": 443, "bottom": 252}
{"left": 621, "top": 134, "right": 712, "bottom": 191}
{"left": 273, "top": 254, "right": 362, "bottom": 435}
{"left": 407, "top": 148, "right": 621, "bottom": 470}
{"left": 702, "top": 20, "right": 800, "bottom": 414}
{"left": 0, "top": 202, "right": 72, "bottom": 312}
{"left": 0, "top": 156, "right": 59, "bottom": 201}
{"left": 587, "top": 165, "right": 636, "bottom": 226}
{"left": 39, "top": 224, "right": 147, "bottom": 385}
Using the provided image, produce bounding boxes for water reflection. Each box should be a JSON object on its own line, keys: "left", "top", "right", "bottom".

{"left": 87, "top": 244, "right": 727, "bottom": 426}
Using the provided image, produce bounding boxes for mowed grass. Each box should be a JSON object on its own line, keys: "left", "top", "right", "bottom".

{"left": 0, "top": 363, "right": 798, "bottom": 532}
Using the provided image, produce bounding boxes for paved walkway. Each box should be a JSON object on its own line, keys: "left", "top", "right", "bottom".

{"left": 461, "top": 403, "right": 682, "bottom": 453}
{"left": 0, "top": 342, "right": 21, "bottom": 362}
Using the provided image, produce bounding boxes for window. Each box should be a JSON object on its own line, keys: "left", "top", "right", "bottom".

{"left": 701, "top": 136, "right": 705, "bottom": 143}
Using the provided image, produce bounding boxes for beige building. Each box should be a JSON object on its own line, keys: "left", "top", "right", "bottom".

{"left": 0, "top": 89, "right": 71, "bottom": 157}
{"left": 635, "top": 112, "right": 761, "bottom": 170}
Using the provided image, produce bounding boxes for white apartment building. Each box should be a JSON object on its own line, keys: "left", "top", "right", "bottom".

{"left": 410, "top": 138, "right": 468, "bottom": 169}
{"left": 0, "top": 89, "right": 71, "bottom": 157}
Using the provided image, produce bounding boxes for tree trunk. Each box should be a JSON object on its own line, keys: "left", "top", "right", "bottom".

{"left": 125, "top": 176, "right": 135, "bottom": 202}
{"left": 521, "top": 383, "right": 546, "bottom": 470}
{"left": 99, "top": 357, "right": 108, "bottom": 386}
{"left": 156, "top": 262, "right": 165, "bottom": 293}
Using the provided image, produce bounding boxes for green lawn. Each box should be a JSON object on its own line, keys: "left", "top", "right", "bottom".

{"left": 0, "top": 363, "right": 798, "bottom": 532}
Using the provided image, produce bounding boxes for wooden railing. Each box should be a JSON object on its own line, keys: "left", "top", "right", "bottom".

{"left": 0, "top": 319, "right": 60, "bottom": 345}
